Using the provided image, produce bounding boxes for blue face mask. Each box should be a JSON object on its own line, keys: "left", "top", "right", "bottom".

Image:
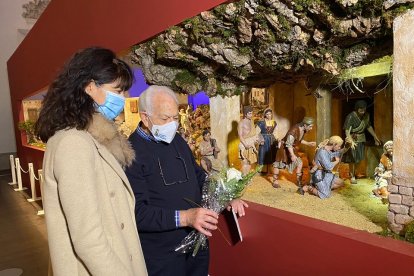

{"left": 96, "top": 90, "right": 125, "bottom": 120}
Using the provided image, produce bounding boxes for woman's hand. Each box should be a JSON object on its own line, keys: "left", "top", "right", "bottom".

{"left": 226, "top": 199, "right": 249, "bottom": 217}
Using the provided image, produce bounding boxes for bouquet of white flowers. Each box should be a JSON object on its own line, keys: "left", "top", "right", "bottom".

{"left": 175, "top": 166, "right": 261, "bottom": 257}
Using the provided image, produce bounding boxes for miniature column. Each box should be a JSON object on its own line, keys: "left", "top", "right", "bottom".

{"left": 209, "top": 95, "right": 241, "bottom": 168}
{"left": 388, "top": 10, "right": 414, "bottom": 234}
{"left": 316, "top": 87, "right": 332, "bottom": 143}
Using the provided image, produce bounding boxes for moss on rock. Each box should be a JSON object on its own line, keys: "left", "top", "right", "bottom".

{"left": 404, "top": 221, "right": 414, "bottom": 243}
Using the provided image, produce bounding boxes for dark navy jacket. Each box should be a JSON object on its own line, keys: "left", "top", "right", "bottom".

{"left": 125, "top": 130, "right": 206, "bottom": 259}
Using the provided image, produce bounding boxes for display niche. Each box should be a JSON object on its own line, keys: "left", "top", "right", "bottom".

{"left": 20, "top": 92, "right": 45, "bottom": 150}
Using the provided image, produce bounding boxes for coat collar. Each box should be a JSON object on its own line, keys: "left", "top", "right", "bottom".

{"left": 87, "top": 114, "right": 135, "bottom": 168}
{"left": 87, "top": 114, "right": 135, "bottom": 197}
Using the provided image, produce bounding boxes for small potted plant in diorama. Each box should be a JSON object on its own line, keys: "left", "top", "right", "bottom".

{"left": 18, "top": 120, "right": 36, "bottom": 144}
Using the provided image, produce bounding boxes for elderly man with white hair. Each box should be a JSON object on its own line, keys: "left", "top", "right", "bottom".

{"left": 125, "top": 85, "right": 247, "bottom": 275}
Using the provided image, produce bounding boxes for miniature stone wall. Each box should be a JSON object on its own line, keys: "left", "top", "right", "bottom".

{"left": 388, "top": 10, "right": 414, "bottom": 234}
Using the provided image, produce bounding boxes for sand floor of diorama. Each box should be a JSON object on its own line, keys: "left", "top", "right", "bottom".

{"left": 242, "top": 175, "right": 386, "bottom": 233}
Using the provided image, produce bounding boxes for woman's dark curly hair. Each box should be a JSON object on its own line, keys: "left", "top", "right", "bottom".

{"left": 35, "top": 47, "right": 133, "bottom": 142}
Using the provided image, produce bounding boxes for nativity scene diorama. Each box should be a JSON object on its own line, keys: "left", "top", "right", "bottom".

{"left": 20, "top": 80, "right": 397, "bottom": 237}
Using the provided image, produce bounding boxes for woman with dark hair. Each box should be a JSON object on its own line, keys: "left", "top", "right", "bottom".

{"left": 257, "top": 108, "right": 278, "bottom": 173}
{"left": 35, "top": 47, "right": 147, "bottom": 275}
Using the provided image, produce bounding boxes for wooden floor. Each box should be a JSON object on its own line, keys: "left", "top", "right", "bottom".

{"left": 0, "top": 172, "right": 49, "bottom": 275}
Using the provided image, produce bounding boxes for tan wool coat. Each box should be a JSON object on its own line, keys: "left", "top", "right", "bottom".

{"left": 42, "top": 114, "right": 147, "bottom": 276}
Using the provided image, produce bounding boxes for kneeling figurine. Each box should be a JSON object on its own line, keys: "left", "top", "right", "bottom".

{"left": 304, "top": 136, "right": 348, "bottom": 198}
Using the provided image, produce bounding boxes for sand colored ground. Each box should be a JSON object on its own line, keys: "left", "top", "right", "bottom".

{"left": 241, "top": 175, "right": 388, "bottom": 233}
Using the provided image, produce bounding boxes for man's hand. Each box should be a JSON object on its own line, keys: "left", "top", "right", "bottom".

{"left": 374, "top": 137, "right": 382, "bottom": 146}
{"left": 226, "top": 199, "right": 249, "bottom": 217}
{"left": 291, "top": 155, "right": 297, "bottom": 162}
{"left": 302, "top": 140, "right": 316, "bottom": 147}
{"left": 179, "top": 208, "right": 218, "bottom": 236}
{"left": 345, "top": 136, "right": 356, "bottom": 149}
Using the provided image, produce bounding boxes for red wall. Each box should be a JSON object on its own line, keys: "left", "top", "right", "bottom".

{"left": 7, "top": 0, "right": 227, "bottom": 185}
{"left": 210, "top": 202, "right": 414, "bottom": 275}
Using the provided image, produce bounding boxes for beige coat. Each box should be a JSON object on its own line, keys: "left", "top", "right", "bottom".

{"left": 42, "top": 114, "right": 147, "bottom": 276}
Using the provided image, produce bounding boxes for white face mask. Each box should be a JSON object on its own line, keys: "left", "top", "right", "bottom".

{"left": 149, "top": 118, "right": 179, "bottom": 144}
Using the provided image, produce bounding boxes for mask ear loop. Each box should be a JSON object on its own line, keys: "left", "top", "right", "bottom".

{"left": 146, "top": 113, "right": 153, "bottom": 124}
{"left": 143, "top": 112, "right": 154, "bottom": 129}
{"left": 91, "top": 79, "right": 101, "bottom": 87}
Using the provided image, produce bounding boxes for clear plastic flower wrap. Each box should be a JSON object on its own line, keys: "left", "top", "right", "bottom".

{"left": 175, "top": 166, "right": 261, "bottom": 257}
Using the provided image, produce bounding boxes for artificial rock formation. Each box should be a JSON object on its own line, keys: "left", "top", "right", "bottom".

{"left": 131, "top": 0, "right": 414, "bottom": 96}
{"left": 22, "top": 0, "right": 50, "bottom": 20}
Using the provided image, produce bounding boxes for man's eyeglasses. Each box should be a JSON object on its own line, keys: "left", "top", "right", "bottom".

{"left": 158, "top": 156, "right": 189, "bottom": 186}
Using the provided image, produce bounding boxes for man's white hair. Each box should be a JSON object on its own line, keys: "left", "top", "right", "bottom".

{"left": 139, "top": 85, "right": 178, "bottom": 115}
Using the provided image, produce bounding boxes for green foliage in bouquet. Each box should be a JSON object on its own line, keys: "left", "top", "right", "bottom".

{"left": 207, "top": 165, "right": 263, "bottom": 207}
